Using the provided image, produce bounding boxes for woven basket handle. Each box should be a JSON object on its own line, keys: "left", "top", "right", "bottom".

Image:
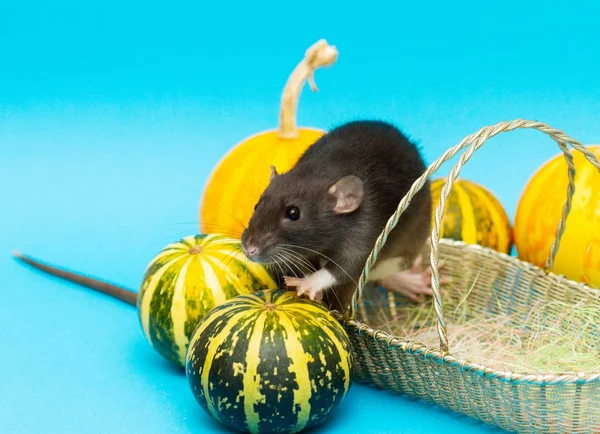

{"left": 349, "top": 119, "right": 600, "bottom": 354}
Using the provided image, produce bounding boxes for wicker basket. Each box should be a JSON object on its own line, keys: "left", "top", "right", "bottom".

{"left": 335, "top": 119, "right": 600, "bottom": 433}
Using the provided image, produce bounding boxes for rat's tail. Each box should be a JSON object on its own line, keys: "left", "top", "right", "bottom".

{"left": 12, "top": 252, "right": 138, "bottom": 306}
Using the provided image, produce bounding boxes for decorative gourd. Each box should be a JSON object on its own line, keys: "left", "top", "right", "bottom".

{"left": 514, "top": 145, "right": 600, "bottom": 287}
{"left": 137, "top": 234, "right": 277, "bottom": 367}
{"left": 199, "top": 39, "right": 338, "bottom": 236}
{"left": 185, "top": 289, "right": 354, "bottom": 434}
{"left": 430, "top": 178, "right": 513, "bottom": 254}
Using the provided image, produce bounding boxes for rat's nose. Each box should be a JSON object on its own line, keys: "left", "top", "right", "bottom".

{"left": 243, "top": 245, "right": 260, "bottom": 258}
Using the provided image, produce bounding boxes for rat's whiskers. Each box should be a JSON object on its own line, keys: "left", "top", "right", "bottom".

{"left": 277, "top": 247, "right": 317, "bottom": 274}
{"left": 237, "top": 182, "right": 262, "bottom": 203}
{"left": 280, "top": 244, "right": 357, "bottom": 284}
{"left": 271, "top": 257, "right": 286, "bottom": 282}
{"left": 201, "top": 202, "right": 249, "bottom": 234}
{"left": 276, "top": 251, "right": 306, "bottom": 278}
{"left": 199, "top": 222, "right": 244, "bottom": 239}
{"left": 214, "top": 246, "right": 243, "bottom": 271}
{"left": 275, "top": 252, "right": 299, "bottom": 278}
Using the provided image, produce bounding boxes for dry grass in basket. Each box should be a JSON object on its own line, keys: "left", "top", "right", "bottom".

{"left": 361, "top": 274, "right": 600, "bottom": 375}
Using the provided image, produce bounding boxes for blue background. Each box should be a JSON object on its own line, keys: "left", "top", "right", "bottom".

{"left": 2, "top": 1, "right": 599, "bottom": 433}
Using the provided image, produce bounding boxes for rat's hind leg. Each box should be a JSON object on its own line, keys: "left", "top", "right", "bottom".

{"left": 379, "top": 255, "right": 449, "bottom": 302}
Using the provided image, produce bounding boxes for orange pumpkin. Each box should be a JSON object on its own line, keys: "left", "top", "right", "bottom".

{"left": 199, "top": 39, "right": 338, "bottom": 237}
{"left": 513, "top": 145, "right": 600, "bottom": 287}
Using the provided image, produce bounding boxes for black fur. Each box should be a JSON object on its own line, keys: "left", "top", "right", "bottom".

{"left": 241, "top": 120, "right": 432, "bottom": 311}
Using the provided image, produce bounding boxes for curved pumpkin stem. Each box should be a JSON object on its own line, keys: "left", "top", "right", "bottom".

{"left": 277, "top": 39, "right": 338, "bottom": 139}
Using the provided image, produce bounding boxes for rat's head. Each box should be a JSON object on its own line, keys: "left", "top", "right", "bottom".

{"left": 241, "top": 166, "right": 364, "bottom": 263}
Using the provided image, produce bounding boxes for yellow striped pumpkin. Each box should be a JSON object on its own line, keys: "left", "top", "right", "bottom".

{"left": 199, "top": 39, "right": 338, "bottom": 237}
{"left": 137, "top": 233, "right": 277, "bottom": 367}
{"left": 430, "top": 178, "right": 513, "bottom": 254}
{"left": 185, "top": 289, "right": 354, "bottom": 434}
{"left": 514, "top": 145, "right": 600, "bottom": 287}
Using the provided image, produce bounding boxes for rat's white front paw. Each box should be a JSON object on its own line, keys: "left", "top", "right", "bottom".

{"left": 284, "top": 276, "right": 323, "bottom": 302}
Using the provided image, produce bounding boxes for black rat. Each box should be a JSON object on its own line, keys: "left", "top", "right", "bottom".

{"left": 241, "top": 119, "right": 438, "bottom": 312}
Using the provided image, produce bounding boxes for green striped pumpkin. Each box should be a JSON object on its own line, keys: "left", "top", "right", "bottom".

{"left": 430, "top": 178, "right": 513, "bottom": 254}
{"left": 137, "top": 233, "right": 277, "bottom": 367}
{"left": 185, "top": 289, "right": 354, "bottom": 434}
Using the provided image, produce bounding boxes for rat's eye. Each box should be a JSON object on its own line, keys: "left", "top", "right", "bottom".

{"left": 285, "top": 206, "right": 300, "bottom": 221}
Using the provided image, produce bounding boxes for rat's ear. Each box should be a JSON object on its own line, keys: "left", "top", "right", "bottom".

{"left": 270, "top": 165, "right": 279, "bottom": 181}
{"left": 328, "top": 176, "right": 364, "bottom": 214}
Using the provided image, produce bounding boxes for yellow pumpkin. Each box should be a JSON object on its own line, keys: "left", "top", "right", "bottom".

{"left": 513, "top": 145, "right": 600, "bottom": 287}
{"left": 430, "top": 178, "right": 513, "bottom": 254}
{"left": 199, "top": 39, "right": 338, "bottom": 236}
